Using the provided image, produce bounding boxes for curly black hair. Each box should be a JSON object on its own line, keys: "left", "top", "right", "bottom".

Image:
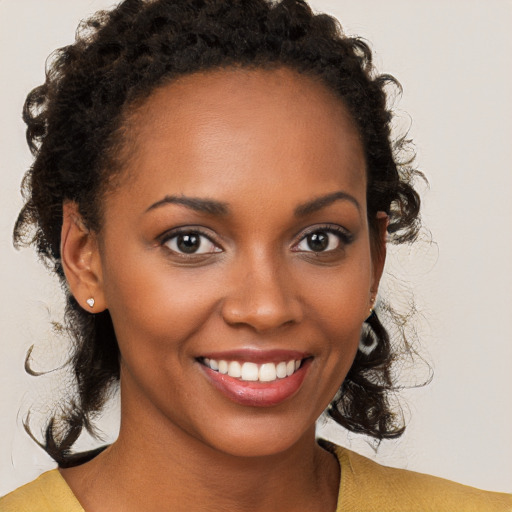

{"left": 14, "top": 0, "right": 421, "bottom": 465}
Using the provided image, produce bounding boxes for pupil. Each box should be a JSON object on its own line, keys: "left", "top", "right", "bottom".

{"left": 307, "top": 232, "right": 328, "bottom": 251}
{"left": 177, "top": 233, "right": 200, "bottom": 253}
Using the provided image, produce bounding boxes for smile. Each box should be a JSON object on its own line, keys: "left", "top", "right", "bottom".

{"left": 202, "top": 358, "right": 302, "bottom": 383}
{"left": 197, "top": 351, "right": 312, "bottom": 407}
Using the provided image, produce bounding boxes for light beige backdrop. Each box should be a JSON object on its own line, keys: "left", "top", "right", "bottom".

{"left": 1, "top": 0, "right": 511, "bottom": 496}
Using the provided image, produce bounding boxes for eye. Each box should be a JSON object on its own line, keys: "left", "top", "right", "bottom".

{"left": 294, "top": 226, "right": 351, "bottom": 253}
{"left": 163, "top": 230, "right": 222, "bottom": 255}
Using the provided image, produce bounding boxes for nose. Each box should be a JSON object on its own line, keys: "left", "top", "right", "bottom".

{"left": 220, "top": 254, "right": 303, "bottom": 332}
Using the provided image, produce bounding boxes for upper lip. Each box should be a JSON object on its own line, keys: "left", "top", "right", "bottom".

{"left": 198, "top": 349, "right": 311, "bottom": 364}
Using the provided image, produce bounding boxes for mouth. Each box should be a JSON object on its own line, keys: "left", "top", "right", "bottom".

{"left": 197, "top": 351, "right": 312, "bottom": 407}
{"left": 200, "top": 357, "right": 302, "bottom": 383}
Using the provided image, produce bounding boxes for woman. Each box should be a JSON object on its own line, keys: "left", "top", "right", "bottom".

{"left": 1, "top": 0, "right": 510, "bottom": 510}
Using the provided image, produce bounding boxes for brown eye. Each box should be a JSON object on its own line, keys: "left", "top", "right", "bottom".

{"left": 164, "top": 231, "right": 221, "bottom": 255}
{"left": 177, "top": 233, "right": 200, "bottom": 253}
{"left": 296, "top": 229, "right": 345, "bottom": 253}
{"left": 306, "top": 232, "right": 329, "bottom": 252}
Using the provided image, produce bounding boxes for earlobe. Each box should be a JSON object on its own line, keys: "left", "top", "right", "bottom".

{"left": 60, "top": 202, "right": 106, "bottom": 312}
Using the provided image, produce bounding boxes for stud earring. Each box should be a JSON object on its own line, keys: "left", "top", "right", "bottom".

{"left": 86, "top": 298, "right": 95, "bottom": 308}
{"left": 368, "top": 295, "right": 376, "bottom": 316}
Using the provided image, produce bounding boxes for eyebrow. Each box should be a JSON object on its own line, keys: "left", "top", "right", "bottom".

{"left": 146, "top": 195, "right": 229, "bottom": 215}
{"left": 146, "top": 190, "right": 360, "bottom": 217}
{"left": 294, "top": 191, "right": 361, "bottom": 216}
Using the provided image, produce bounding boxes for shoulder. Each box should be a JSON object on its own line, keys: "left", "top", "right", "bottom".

{"left": 0, "top": 470, "right": 84, "bottom": 512}
{"left": 332, "top": 445, "right": 512, "bottom": 512}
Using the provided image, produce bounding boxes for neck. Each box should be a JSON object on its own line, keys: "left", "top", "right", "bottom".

{"left": 105, "top": 424, "right": 337, "bottom": 511}
{"left": 60, "top": 382, "right": 340, "bottom": 512}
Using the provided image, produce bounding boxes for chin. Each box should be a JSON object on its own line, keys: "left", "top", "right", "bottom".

{"left": 190, "top": 412, "right": 318, "bottom": 460}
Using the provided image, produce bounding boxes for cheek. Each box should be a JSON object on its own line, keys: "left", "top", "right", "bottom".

{"left": 303, "top": 250, "right": 372, "bottom": 329}
{"left": 300, "top": 247, "right": 372, "bottom": 381}
{"left": 100, "top": 247, "right": 222, "bottom": 358}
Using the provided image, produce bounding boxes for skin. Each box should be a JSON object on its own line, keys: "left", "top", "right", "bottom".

{"left": 60, "top": 67, "right": 386, "bottom": 512}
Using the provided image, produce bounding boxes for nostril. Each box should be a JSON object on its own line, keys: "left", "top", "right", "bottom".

{"left": 220, "top": 264, "right": 303, "bottom": 330}
{"left": 221, "top": 298, "right": 302, "bottom": 331}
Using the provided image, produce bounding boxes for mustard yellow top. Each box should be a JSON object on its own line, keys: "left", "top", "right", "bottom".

{"left": 1, "top": 445, "right": 510, "bottom": 511}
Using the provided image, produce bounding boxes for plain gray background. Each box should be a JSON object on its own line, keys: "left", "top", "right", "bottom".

{"left": 1, "top": 0, "right": 511, "bottom": 496}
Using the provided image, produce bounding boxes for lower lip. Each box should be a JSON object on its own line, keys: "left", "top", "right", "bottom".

{"left": 200, "top": 360, "right": 310, "bottom": 407}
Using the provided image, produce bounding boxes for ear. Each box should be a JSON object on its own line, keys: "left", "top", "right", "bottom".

{"left": 61, "top": 202, "right": 106, "bottom": 312}
{"left": 370, "top": 211, "right": 388, "bottom": 298}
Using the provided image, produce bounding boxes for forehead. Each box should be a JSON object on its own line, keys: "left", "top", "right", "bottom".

{"left": 113, "top": 67, "right": 366, "bottom": 213}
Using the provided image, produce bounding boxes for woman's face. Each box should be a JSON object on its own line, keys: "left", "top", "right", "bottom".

{"left": 93, "top": 67, "right": 384, "bottom": 457}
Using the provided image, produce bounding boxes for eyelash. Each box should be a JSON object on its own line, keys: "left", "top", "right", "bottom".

{"left": 158, "top": 224, "right": 353, "bottom": 258}
{"left": 159, "top": 227, "right": 222, "bottom": 257}
{"left": 292, "top": 224, "right": 353, "bottom": 253}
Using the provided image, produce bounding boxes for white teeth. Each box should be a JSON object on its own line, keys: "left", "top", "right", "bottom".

{"left": 259, "top": 363, "right": 277, "bottom": 382}
{"left": 276, "top": 361, "right": 287, "bottom": 379}
{"left": 203, "top": 357, "right": 303, "bottom": 382}
{"left": 241, "top": 362, "right": 259, "bottom": 381}
{"left": 218, "top": 360, "right": 228, "bottom": 374}
{"left": 228, "top": 361, "right": 241, "bottom": 378}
